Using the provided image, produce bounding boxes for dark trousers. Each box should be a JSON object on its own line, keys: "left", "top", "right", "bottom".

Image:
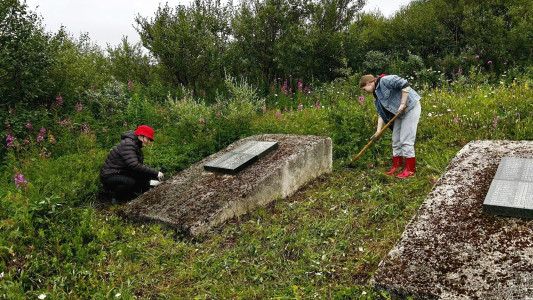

{"left": 102, "top": 174, "right": 150, "bottom": 201}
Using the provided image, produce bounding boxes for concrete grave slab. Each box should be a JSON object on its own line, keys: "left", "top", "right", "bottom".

{"left": 119, "top": 134, "right": 332, "bottom": 236}
{"left": 373, "top": 140, "right": 533, "bottom": 299}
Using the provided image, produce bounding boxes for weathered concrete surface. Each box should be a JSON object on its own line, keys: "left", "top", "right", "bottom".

{"left": 373, "top": 140, "right": 533, "bottom": 299}
{"left": 119, "top": 134, "right": 332, "bottom": 236}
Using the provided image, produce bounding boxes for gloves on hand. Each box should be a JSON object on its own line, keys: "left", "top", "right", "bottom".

{"left": 398, "top": 104, "right": 407, "bottom": 115}
{"left": 157, "top": 172, "right": 164, "bottom": 181}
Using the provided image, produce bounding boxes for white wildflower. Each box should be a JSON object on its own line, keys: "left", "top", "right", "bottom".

{"left": 115, "top": 293, "right": 121, "bottom": 298}
{"left": 38, "top": 294, "right": 46, "bottom": 300}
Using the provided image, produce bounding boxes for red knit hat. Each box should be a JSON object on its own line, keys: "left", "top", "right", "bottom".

{"left": 134, "top": 125, "right": 154, "bottom": 141}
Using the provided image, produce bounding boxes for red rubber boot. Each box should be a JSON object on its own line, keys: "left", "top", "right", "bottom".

{"left": 397, "top": 157, "right": 416, "bottom": 178}
{"left": 385, "top": 156, "right": 403, "bottom": 175}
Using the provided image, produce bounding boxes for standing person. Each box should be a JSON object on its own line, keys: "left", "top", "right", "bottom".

{"left": 100, "top": 125, "right": 164, "bottom": 203}
{"left": 360, "top": 74, "right": 421, "bottom": 178}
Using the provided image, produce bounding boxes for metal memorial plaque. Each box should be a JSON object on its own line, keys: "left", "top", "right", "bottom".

{"left": 233, "top": 141, "right": 278, "bottom": 158}
{"left": 483, "top": 157, "right": 533, "bottom": 219}
{"left": 204, "top": 141, "right": 278, "bottom": 175}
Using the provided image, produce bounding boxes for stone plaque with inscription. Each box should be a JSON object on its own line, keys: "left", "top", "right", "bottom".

{"left": 203, "top": 141, "right": 278, "bottom": 174}
{"left": 483, "top": 157, "right": 533, "bottom": 218}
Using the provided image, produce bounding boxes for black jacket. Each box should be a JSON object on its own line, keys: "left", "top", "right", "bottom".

{"left": 100, "top": 130, "right": 159, "bottom": 181}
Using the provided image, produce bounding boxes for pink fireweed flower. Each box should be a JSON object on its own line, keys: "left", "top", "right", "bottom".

{"left": 315, "top": 101, "right": 320, "bottom": 109}
{"left": 102, "top": 128, "right": 107, "bottom": 132}
{"left": 475, "top": 55, "right": 479, "bottom": 59}
{"left": 82, "top": 124, "right": 89, "bottom": 132}
{"left": 52, "top": 94, "right": 63, "bottom": 108}
{"left": 26, "top": 123, "right": 32, "bottom": 129}
{"left": 281, "top": 80, "right": 289, "bottom": 95}
{"left": 298, "top": 103, "right": 303, "bottom": 111}
{"left": 123, "top": 121, "right": 128, "bottom": 127}
{"left": 199, "top": 118, "right": 206, "bottom": 124}
{"left": 14, "top": 173, "right": 28, "bottom": 188}
{"left": 462, "top": 56, "right": 467, "bottom": 60}
{"left": 76, "top": 103, "right": 83, "bottom": 112}
{"left": 454, "top": 117, "right": 460, "bottom": 123}
{"left": 37, "top": 135, "right": 44, "bottom": 142}
{"left": 430, "top": 177, "right": 437, "bottom": 183}
{"left": 358, "top": 96, "right": 365, "bottom": 104}
{"left": 275, "top": 111, "right": 282, "bottom": 119}
{"left": 39, "top": 127, "right": 46, "bottom": 135}
{"left": 128, "top": 81, "right": 133, "bottom": 91}
{"left": 6, "top": 135, "right": 14, "bottom": 148}
{"left": 488, "top": 61, "right": 492, "bottom": 65}
{"left": 298, "top": 81, "right": 303, "bottom": 92}
{"left": 493, "top": 117, "right": 498, "bottom": 128}
{"left": 60, "top": 119, "right": 70, "bottom": 126}
{"left": 216, "top": 112, "right": 221, "bottom": 118}
{"left": 333, "top": 99, "right": 337, "bottom": 103}
{"left": 290, "top": 107, "right": 294, "bottom": 115}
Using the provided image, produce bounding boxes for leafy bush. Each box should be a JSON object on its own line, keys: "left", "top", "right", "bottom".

{"left": 363, "top": 51, "right": 390, "bottom": 75}
{"left": 84, "top": 77, "right": 129, "bottom": 121}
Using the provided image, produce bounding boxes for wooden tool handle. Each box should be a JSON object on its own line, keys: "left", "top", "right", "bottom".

{"left": 350, "top": 108, "right": 405, "bottom": 163}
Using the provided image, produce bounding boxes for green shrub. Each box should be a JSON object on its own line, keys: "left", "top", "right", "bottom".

{"left": 363, "top": 51, "right": 390, "bottom": 75}
{"left": 84, "top": 77, "right": 129, "bottom": 121}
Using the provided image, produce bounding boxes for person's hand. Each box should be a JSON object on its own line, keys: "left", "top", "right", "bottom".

{"left": 398, "top": 104, "right": 407, "bottom": 115}
{"left": 157, "top": 172, "right": 164, "bottom": 181}
{"left": 370, "top": 132, "right": 380, "bottom": 141}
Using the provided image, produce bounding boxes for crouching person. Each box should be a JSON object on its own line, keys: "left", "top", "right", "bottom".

{"left": 100, "top": 125, "right": 164, "bottom": 203}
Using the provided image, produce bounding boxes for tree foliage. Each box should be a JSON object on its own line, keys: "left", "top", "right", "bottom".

{"left": 0, "top": 0, "right": 53, "bottom": 107}
{"left": 1, "top": 0, "right": 533, "bottom": 108}
{"left": 135, "top": 0, "right": 232, "bottom": 94}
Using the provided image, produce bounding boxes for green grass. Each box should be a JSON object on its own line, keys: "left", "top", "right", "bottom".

{"left": 1, "top": 78, "right": 532, "bottom": 298}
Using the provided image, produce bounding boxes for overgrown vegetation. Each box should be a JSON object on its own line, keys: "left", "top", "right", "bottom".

{"left": 2, "top": 69, "right": 532, "bottom": 297}
{"left": 1, "top": 0, "right": 533, "bottom": 298}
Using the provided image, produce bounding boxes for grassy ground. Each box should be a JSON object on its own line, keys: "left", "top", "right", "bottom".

{"left": 1, "top": 78, "right": 532, "bottom": 298}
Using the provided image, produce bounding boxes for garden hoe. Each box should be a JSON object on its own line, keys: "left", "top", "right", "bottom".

{"left": 344, "top": 107, "right": 405, "bottom": 168}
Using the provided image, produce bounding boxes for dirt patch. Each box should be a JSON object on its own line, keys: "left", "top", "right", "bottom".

{"left": 119, "top": 134, "right": 332, "bottom": 236}
{"left": 373, "top": 140, "right": 533, "bottom": 299}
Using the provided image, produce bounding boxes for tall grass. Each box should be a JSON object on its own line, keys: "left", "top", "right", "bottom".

{"left": 1, "top": 73, "right": 532, "bottom": 298}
